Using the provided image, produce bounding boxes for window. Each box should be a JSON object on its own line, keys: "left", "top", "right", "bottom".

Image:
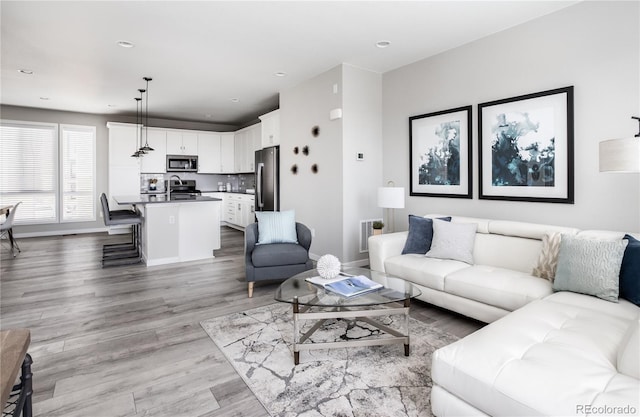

{"left": 0, "top": 121, "right": 58, "bottom": 223}
{"left": 61, "top": 124, "right": 96, "bottom": 222}
{"left": 0, "top": 120, "right": 96, "bottom": 224}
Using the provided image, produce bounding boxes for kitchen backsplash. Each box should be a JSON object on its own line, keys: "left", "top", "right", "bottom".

{"left": 140, "top": 173, "right": 255, "bottom": 193}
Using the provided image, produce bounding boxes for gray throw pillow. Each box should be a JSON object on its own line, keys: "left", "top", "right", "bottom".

{"left": 401, "top": 215, "right": 452, "bottom": 255}
{"left": 425, "top": 220, "right": 477, "bottom": 264}
{"left": 553, "top": 234, "right": 628, "bottom": 302}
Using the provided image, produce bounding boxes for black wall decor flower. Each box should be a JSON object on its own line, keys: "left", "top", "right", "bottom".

{"left": 302, "top": 146, "right": 309, "bottom": 156}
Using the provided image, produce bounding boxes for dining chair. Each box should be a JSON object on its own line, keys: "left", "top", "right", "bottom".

{"left": 0, "top": 202, "right": 22, "bottom": 257}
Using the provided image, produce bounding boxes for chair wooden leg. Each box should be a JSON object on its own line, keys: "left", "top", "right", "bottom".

{"left": 248, "top": 282, "right": 254, "bottom": 298}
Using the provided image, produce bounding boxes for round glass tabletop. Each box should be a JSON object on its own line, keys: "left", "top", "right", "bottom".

{"left": 274, "top": 267, "right": 421, "bottom": 307}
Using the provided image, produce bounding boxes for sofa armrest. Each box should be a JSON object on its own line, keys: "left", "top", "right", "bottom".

{"left": 296, "top": 222, "right": 312, "bottom": 251}
{"left": 368, "top": 231, "right": 408, "bottom": 273}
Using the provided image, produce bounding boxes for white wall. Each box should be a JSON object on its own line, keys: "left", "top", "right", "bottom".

{"left": 280, "top": 66, "right": 344, "bottom": 259}
{"left": 382, "top": 1, "right": 640, "bottom": 232}
{"left": 342, "top": 64, "right": 382, "bottom": 262}
{"left": 280, "top": 64, "right": 383, "bottom": 264}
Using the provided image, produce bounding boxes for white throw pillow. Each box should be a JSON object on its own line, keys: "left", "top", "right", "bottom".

{"left": 425, "top": 219, "right": 477, "bottom": 264}
{"left": 617, "top": 319, "right": 639, "bottom": 379}
{"left": 553, "top": 235, "right": 627, "bottom": 302}
{"left": 255, "top": 210, "right": 298, "bottom": 244}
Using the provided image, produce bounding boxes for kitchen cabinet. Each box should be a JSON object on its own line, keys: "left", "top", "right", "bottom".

{"left": 234, "top": 123, "right": 261, "bottom": 173}
{"left": 140, "top": 128, "right": 167, "bottom": 173}
{"left": 259, "top": 109, "right": 280, "bottom": 148}
{"left": 224, "top": 193, "right": 255, "bottom": 228}
{"left": 197, "top": 132, "right": 221, "bottom": 173}
{"left": 220, "top": 133, "right": 235, "bottom": 173}
{"left": 167, "top": 130, "right": 198, "bottom": 155}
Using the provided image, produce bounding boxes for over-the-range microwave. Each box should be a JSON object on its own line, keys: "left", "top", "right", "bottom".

{"left": 166, "top": 155, "right": 198, "bottom": 172}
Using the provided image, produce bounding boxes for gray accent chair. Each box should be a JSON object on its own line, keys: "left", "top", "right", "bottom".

{"left": 245, "top": 222, "right": 313, "bottom": 297}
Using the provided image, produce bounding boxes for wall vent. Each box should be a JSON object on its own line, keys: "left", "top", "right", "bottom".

{"left": 359, "top": 218, "right": 383, "bottom": 253}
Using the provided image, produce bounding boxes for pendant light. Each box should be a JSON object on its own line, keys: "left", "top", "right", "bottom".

{"left": 137, "top": 89, "right": 147, "bottom": 155}
{"left": 139, "top": 76, "right": 154, "bottom": 152}
{"left": 131, "top": 96, "right": 143, "bottom": 158}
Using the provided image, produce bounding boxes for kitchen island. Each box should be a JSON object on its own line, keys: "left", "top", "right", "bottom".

{"left": 113, "top": 195, "right": 222, "bottom": 266}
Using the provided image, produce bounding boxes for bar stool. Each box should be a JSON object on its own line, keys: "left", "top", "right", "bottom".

{"left": 99, "top": 193, "right": 142, "bottom": 267}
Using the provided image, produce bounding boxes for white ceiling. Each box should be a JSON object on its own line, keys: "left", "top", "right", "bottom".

{"left": 1, "top": 1, "right": 578, "bottom": 126}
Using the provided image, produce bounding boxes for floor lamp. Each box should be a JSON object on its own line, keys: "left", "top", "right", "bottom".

{"left": 377, "top": 181, "right": 405, "bottom": 233}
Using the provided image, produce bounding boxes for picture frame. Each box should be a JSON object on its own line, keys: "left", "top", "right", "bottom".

{"left": 478, "top": 86, "right": 574, "bottom": 204}
{"left": 409, "top": 105, "right": 472, "bottom": 198}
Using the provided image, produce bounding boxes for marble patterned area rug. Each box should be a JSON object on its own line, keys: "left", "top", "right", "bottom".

{"left": 200, "top": 303, "right": 458, "bottom": 417}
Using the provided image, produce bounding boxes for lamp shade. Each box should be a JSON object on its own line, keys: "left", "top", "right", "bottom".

{"left": 377, "top": 187, "right": 405, "bottom": 209}
{"left": 599, "top": 138, "right": 640, "bottom": 173}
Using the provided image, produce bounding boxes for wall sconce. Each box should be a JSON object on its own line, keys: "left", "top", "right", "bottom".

{"left": 599, "top": 116, "right": 640, "bottom": 173}
{"left": 377, "top": 181, "right": 405, "bottom": 233}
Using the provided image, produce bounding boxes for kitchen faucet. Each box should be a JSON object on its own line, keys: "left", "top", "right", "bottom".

{"left": 167, "top": 175, "right": 182, "bottom": 199}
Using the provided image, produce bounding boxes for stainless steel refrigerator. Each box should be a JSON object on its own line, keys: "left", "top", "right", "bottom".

{"left": 255, "top": 146, "right": 280, "bottom": 211}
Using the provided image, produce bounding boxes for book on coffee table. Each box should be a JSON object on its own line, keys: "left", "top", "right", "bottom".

{"left": 306, "top": 274, "right": 383, "bottom": 297}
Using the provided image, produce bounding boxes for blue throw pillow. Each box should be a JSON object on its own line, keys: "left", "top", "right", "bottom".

{"left": 620, "top": 235, "right": 640, "bottom": 306}
{"left": 401, "top": 215, "right": 452, "bottom": 255}
{"left": 255, "top": 210, "right": 298, "bottom": 244}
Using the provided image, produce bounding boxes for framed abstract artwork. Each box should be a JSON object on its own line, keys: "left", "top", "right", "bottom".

{"left": 478, "top": 86, "right": 574, "bottom": 203}
{"left": 409, "top": 105, "right": 472, "bottom": 198}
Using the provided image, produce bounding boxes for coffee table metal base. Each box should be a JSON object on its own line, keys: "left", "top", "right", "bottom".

{"left": 292, "top": 297, "right": 411, "bottom": 365}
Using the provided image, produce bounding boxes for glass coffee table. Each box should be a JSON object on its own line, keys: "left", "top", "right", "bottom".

{"left": 275, "top": 267, "right": 422, "bottom": 365}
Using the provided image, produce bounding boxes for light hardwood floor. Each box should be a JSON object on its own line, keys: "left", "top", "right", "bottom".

{"left": 0, "top": 227, "right": 483, "bottom": 417}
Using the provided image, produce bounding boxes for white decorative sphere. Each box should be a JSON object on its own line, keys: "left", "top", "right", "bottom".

{"left": 317, "top": 254, "right": 341, "bottom": 279}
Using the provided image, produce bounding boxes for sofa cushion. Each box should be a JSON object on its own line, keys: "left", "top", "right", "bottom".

{"left": 432, "top": 294, "right": 640, "bottom": 416}
{"left": 620, "top": 234, "right": 640, "bottom": 306}
{"left": 553, "top": 235, "right": 627, "bottom": 302}
{"left": 251, "top": 243, "right": 308, "bottom": 267}
{"left": 384, "top": 254, "right": 468, "bottom": 291}
{"left": 426, "top": 220, "right": 477, "bottom": 264}
{"left": 401, "top": 215, "right": 451, "bottom": 255}
{"left": 617, "top": 319, "right": 640, "bottom": 379}
{"left": 255, "top": 210, "right": 297, "bottom": 244}
{"left": 445, "top": 265, "right": 553, "bottom": 312}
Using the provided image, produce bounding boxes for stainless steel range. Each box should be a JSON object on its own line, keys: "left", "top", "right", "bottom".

{"left": 165, "top": 179, "right": 201, "bottom": 200}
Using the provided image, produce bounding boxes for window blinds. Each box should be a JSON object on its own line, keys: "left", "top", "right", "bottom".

{"left": 0, "top": 120, "right": 96, "bottom": 224}
{"left": 61, "top": 124, "right": 96, "bottom": 222}
{"left": 0, "top": 121, "right": 58, "bottom": 223}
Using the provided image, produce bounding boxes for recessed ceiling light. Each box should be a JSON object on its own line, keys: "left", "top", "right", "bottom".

{"left": 117, "top": 40, "right": 134, "bottom": 48}
{"left": 230, "top": 98, "right": 239, "bottom": 103}
{"left": 18, "top": 69, "right": 33, "bottom": 75}
{"left": 107, "top": 104, "right": 117, "bottom": 108}
{"left": 274, "top": 72, "right": 287, "bottom": 77}
{"left": 205, "top": 114, "right": 213, "bottom": 118}
{"left": 376, "top": 40, "right": 391, "bottom": 48}
{"left": 40, "top": 97, "right": 50, "bottom": 100}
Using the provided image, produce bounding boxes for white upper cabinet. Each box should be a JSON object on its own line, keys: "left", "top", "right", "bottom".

{"left": 167, "top": 130, "right": 198, "bottom": 155}
{"left": 259, "top": 109, "right": 280, "bottom": 148}
{"left": 107, "top": 122, "right": 140, "bottom": 167}
{"left": 234, "top": 123, "right": 261, "bottom": 173}
{"left": 220, "top": 133, "right": 235, "bottom": 173}
{"left": 140, "top": 128, "right": 167, "bottom": 173}
{"left": 198, "top": 132, "right": 221, "bottom": 173}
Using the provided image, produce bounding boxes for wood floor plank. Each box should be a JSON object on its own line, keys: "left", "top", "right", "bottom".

{"left": 1, "top": 226, "right": 483, "bottom": 416}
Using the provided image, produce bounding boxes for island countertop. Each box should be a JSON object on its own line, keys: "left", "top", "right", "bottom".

{"left": 113, "top": 194, "right": 222, "bottom": 205}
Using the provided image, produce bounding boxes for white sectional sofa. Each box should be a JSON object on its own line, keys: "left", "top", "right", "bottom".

{"left": 369, "top": 215, "right": 580, "bottom": 323}
{"left": 368, "top": 215, "right": 640, "bottom": 416}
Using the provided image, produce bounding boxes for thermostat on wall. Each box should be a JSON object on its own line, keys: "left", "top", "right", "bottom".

{"left": 356, "top": 152, "right": 364, "bottom": 161}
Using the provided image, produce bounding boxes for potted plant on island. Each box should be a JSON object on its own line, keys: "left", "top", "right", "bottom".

{"left": 372, "top": 221, "right": 384, "bottom": 236}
